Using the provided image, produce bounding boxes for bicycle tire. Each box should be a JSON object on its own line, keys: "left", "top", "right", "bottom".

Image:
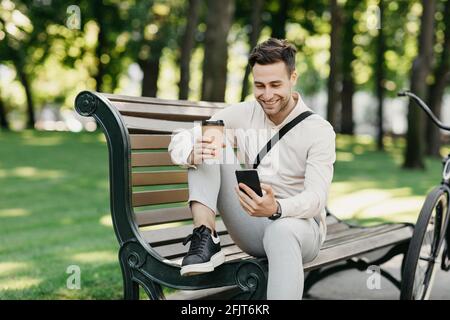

{"left": 400, "top": 186, "right": 447, "bottom": 300}
{"left": 442, "top": 219, "right": 450, "bottom": 271}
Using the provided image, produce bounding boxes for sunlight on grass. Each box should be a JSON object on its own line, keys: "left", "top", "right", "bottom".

{"left": 329, "top": 189, "right": 395, "bottom": 219}
{"left": 353, "top": 145, "right": 366, "bottom": 155}
{"left": 0, "top": 167, "right": 66, "bottom": 179}
{"left": 99, "top": 214, "right": 113, "bottom": 227}
{"left": 0, "top": 208, "right": 30, "bottom": 217}
{"left": 95, "top": 181, "right": 109, "bottom": 189}
{"left": 60, "top": 217, "right": 74, "bottom": 225}
{"left": 71, "top": 251, "right": 116, "bottom": 263}
{"left": 380, "top": 211, "right": 419, "bottom": 224}
{"left": 336, "top": 151, "right": 354, "bottom": 162}
{"left": 0, "top": 277, "right": 42, "bottom": 291}
{"left": 97, "top": 134, "right": 107, "bottom": 143}
{"left": 22, "top": 136, "right": 64, "bottom": 146}
{"left": 358, "top": 196, "right": 424, "bottom": 218}
{"left": 329, "top": 181, "right": 380, "bottom": 198}
{"left": 328, "top": 188, "right": 423, "bottom": 222}
{"left": 335, "top": 134, "right": 375, "bottom": 150}
{"left": 0, "top": 262, "right": 28, "bottom": 276}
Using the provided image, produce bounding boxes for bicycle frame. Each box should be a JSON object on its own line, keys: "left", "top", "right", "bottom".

{"left": 398, "top": 91, "right": 450, "bottom": 269}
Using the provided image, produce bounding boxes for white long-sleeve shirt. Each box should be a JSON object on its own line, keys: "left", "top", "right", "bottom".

{"left": 168, "top": 92, "right": 336, "bottom": 245}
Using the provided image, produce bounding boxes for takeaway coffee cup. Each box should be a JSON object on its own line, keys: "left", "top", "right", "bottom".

{"left": 201, "top": 120, "right": 225, "bottom": 160}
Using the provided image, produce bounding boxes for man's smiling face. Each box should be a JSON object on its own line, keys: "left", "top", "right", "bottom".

{"left": 252, "top": 61, "right": 297, "bottom": 117}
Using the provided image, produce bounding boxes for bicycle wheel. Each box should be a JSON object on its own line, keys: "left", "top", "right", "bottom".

{"left": 400, "top": 186, "right": 447, "bottom": 300}
{"left": 442, "top": 220, "right": 450, "bottom": 271}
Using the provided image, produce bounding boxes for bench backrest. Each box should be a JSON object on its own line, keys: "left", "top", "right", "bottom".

{"left": 76, "top": 92, "right": 232, "bottom": 260}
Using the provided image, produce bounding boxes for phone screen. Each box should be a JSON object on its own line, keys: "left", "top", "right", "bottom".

{"left": 235, "top": 169, "right": 263, "bottom": 197}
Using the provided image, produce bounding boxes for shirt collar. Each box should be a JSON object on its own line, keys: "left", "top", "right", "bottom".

{"left": 265, "top": 92, "right": 311, "bottom": 129}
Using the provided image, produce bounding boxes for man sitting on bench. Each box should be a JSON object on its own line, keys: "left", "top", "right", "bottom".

{"left": 168, "top": 38, "right": 336, "bottom": 300}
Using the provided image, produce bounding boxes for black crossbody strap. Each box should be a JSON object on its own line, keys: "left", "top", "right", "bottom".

{"left": 253, "top": 111, "right": 314, "bottom": 169}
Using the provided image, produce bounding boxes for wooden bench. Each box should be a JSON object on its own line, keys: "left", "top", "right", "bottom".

{"left": 74, "top": 91, "right": 414, "bottom": 300}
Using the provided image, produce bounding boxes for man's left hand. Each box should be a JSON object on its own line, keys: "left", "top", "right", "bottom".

{"left": 235, "top": 183, "right": 278, "bottom": 218}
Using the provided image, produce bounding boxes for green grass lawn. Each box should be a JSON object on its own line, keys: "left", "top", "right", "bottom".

{"left": 0, "top": 130, "right": 446, "bottom": 299}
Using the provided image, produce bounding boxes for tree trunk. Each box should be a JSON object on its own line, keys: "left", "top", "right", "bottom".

{"left": 340, "top": 0, "right": 357, "bottom": 135}
{"left": 179, "top": 0, "right": 201, "bottom": 100}
{"left": 0, "top": 94, "right": 10, "bottom": 130}
{"left": 16, "top": 68, "right": 35, "bottom": 129}
{"left": 426, "top": 0, "right": 450, "bottom": 157}
{"left": 139, "top": 46, "right": 163, "bottom": 97}
{"left": 327, "top": 0, "right": 343, "bottom": 129}
{"left": 95, "top": 33, "right": 105, "bottom": 92}
{"left": 341, "top": 79, "right": 354, "bottom": 134}
{"left": 404, "top": 0, "right": 436, "bottom": 169}
{"left": 241, "top": 0, "right": 264, "bottom": 102}
{"left": 94, "top": 0, "right": 106, "bottom": 92}
{"left": 201, "top": 0, "right": 235, "bottom": 102}
{"left": 376, "top": 0, "right": 385, "bottom": 151}
{"left": 270, "top": 0, "right": 289, "bottom": 39}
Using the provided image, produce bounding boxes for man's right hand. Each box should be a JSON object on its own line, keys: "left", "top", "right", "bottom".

{"left": 188, "top": 136, "right": 224, "bottom": 164}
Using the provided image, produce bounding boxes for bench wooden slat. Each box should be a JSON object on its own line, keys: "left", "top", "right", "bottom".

{"left": 322, "top": 224, "right": 407, "bottom": 249}
{"left": 134, "top": 207, "right": 192, "bottom": 227}
{"left": 130, "top": 134, "right": 171, "bottom": 149}
{"left": 132, "top": 171, "right": 187, "bottom": 186}
{"left": 134, "top": 208, "right": 347, "bottom": 229}
{"left": 124, "top": 116, "right": 193, "bottom": 133}
{"left": 324, "top": 223, "right": 399, "bottom": 243}
{"left": 304, "top": 226, "right": 412, "bottom": 270}
{"left": 132, "top": 189, "right": 188, "bottom": 207}
{"left": 141, "top": 221, "right": 228, "bottom": 246}
{"left": 115, "top": 102, "right": 216, "bottom": 121}
{"left": 141, "top": 219, "right": 409, "bottom": 263}
{"left": 134, "top": 205, "right": 346, "bottom": 231}
{"left": 326, "top": 221, "right": 350, "bottom": 234}
{"left": 153, "top": 234, "right": 236, "bottom": 259}
{"left": 221, "top": 245, "right": 248, "bottom": 259}
{"left": 139, "top": 219, "right": 350, "bottom": 243}
{"left": 142, "top": 221, "right": 403, "bottom": 252}
{"left": 101, "top": 92, "right": 227, "bottom": 108}
{"left": 132, "top": 152, "right": 174, "bottom": 166}
{"left": 153, "top": 224, "right": 412, "bottom": 268}
{"left": 169, "top": 246, "right": 251, "bottom": 271}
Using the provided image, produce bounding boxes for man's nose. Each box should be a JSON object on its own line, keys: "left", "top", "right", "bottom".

{"left": 262, "top": 89, "right": 274, "bottom": 100}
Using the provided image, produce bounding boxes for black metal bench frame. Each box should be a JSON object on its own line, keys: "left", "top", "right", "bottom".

{"left": 75, "top": 91, "right": 414, "bottom": 300}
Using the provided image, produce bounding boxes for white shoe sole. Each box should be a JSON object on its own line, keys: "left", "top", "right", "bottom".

{"left": 180, "top": 251, "right": 226, "bottom": 276}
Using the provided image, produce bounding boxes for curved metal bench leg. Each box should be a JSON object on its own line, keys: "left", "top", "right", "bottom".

{"left": 119, "top": 241, "right": 165, "bottom": 300}
{"left": 119, "top": 255, "right": 140, "bottom": 300}
{"left": 132, "top": 271, "right": 165, "bottom": 300}
{"left": 231, "top": 259, "right": 268, "bottom": 300}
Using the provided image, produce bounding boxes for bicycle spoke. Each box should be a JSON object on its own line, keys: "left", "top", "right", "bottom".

{"left": 402, "top": 188, "right": 448, "bottom": 300}
{"left": 419, "top": 256, "right": 434, "bottom": 262}
{"left": 413, "top": 270, "right": 426, "bottom": 298}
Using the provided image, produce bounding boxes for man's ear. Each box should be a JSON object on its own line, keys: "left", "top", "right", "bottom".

{"left": 290, "top": 70, "right": 298, "bottom": 85}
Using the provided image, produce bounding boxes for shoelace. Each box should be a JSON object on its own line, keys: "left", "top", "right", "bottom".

{"left": 182, "top": 226, "right": 209, "bottom": 256}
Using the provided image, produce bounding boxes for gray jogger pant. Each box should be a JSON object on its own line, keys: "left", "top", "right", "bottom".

{"left": 186, "top": 145, "right": 322, "bottom": 300}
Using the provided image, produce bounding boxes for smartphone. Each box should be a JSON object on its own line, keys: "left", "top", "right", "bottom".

{"left": 235, "top": 169, "right": 263, "bottom": 197}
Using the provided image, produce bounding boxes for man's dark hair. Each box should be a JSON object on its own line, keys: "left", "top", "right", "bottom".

{"left": 248, "top": 38, "right": 297, "bottom": 75}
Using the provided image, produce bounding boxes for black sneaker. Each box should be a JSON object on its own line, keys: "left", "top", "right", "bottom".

{"left": 180, "top": 225, "right": 225, "bottom": 276}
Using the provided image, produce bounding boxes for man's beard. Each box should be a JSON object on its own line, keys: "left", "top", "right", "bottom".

{"left": 278, "top": 95, "right": 292, "bottom": 113}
